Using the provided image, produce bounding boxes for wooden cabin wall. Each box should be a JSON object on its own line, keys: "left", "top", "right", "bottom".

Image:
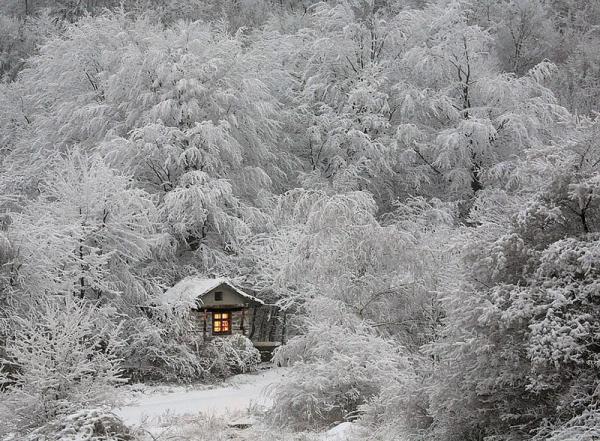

{"left": 191, "top": 308, "right": 254, "bottom": 338}
{"left": 189, "top": 310, "right": 205, "bottom": 337}
{"left": 200, "top": 285, "right": 246, "bottom": 307}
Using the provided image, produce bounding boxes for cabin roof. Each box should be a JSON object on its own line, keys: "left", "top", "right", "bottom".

{"left": 160, "top": 277, "right": 264, "bottom": 307}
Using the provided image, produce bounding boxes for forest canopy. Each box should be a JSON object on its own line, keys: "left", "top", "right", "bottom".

{"left": 0, "top": 0, "right": 599, "bottom": 440}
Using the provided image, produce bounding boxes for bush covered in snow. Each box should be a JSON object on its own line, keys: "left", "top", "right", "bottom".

{"left": 357, "top": 373, "right": 433, "bottom": 440}
{"left": 7, "top": 408, "right": 134, "bottom": 441}
{"left": 268, "top": 314, "right": 414, "bottom": 431}
{"left": 200, "top": 334, "right": 261, "bottom": 379}
{"left": 538, "top": 409, "right": 600, "bottom": 441}
{"left": 0, "top": 298, "right": 125, "bottom": 437}
{"left": 116, "top": 311, "right": 206, "bottom": 383}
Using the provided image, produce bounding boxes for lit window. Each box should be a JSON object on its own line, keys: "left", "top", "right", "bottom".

{"left": 213, "top": 312, "right": 230, "bottom": 334}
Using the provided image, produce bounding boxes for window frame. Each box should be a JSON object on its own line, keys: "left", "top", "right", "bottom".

{"left": 212, "top": 311, "right": 232, "bottom": 335}
{"left": 214, "top": 291, "right": 223, "bottom": 301}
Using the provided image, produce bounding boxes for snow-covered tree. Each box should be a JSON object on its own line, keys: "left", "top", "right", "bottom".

{"left": 0, "top": 1, "right": 598, "bottom": 439}
{"left": 425, "top": 117, "right": 600, "bottom": 440}
{"left": 4, "top": 150, "right": 160, "bottom": 300}
{"left": 0, "top": 12, "right": 288, "bottom": 272}
{"left": 249, "top": 187, "right": 458, "bottom": 437}
{"left": 391, "top": 1, "right": 569, "bottom": 203}
{"left": 0, "top": 297, "right": 124, "bottom": 436}
{"left": 270, "top": 301, "right": 415, "bottom": 431}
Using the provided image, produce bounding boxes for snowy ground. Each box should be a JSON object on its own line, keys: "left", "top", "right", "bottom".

{"left": 116, "top": 367, "right": 285, "bottom": 426}
{"left": 115, "top": 366, "right": 361, "bottom": 440}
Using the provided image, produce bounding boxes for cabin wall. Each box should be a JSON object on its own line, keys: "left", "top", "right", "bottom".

{"left": 190, "top": 310, "right": 206, "bottom": 335}
{"left": 199, "top": 285, "right": 247, "bottom": 308}
{"left": 192, "top": 308, "right": 256, "bottom": 338}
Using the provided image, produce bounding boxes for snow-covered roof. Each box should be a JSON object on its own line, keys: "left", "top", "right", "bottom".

{"left": 160, "top": 277, "right": 264, "bottom": 307}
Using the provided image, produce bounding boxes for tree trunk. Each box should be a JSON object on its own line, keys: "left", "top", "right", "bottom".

{"left": 280, "top": 311, "right": 287, "bottom": 345}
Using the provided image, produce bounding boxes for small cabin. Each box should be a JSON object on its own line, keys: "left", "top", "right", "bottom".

{"left": 161, "top": 277, "right": 264, "bottom": 339}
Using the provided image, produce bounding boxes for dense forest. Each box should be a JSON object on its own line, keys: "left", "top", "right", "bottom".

{"left": 0, "top": 0, "right": 599, "bottom": 440}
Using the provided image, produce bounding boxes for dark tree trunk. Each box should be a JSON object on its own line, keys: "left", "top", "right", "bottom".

{"left": 280, "top": 311, "right": 287, "bottom": 345}
{"left": 249, "top": 307, "right": 257, "bottom": 340}
{"left": 268, "top": 306, "right": 278, "bottom": 342}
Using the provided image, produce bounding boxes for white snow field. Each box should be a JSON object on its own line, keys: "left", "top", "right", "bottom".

{"left": 115, "top": 367, "right": 363, "bottom": 440}
{"left": 116, "top": 367, "right": 286, "bottom": 426}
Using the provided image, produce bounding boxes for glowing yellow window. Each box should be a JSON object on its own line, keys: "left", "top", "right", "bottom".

{"left": 212, "top": 312, "right": 231, "bottom": 334}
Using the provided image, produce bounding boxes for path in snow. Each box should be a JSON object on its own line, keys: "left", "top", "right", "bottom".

{"left": 115, "top": 367, "right": 287, "bottom": 427}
